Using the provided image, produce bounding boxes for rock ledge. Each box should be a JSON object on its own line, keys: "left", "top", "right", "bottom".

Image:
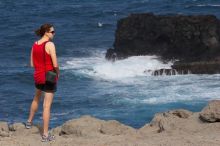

{"left": 1, "top": 101, "right": 220, "bottom": 146}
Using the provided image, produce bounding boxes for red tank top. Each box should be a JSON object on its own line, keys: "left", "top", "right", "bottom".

{"left": 32, "top": 41, "right": 54, "bottom": 84}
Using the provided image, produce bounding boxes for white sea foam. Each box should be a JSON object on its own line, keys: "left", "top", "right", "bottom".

{"left": 52, "top": 112, "right": 69, "bottom": 116}
{"left": 196, "top": 4, "right": 220, "bottom": 7}
{"left": 142, "top": 90, "right": 220, "bottom": 104}
{"left": 61, "top": 51, "right": 174, "bottom": 80}
{"left": 93, "top": 56, "right": 173, "bottom": 79}
{"left": 138, "top": 75, "right": 220, "bottom": 104}
{"left": 98, "top": 22, "right": 103, "bottom": 27}
{"left": 186, "top": 4, "right": 220, "bottom": 8}
{"left": 60, "top": 51, "right": 220, "bottom": 105}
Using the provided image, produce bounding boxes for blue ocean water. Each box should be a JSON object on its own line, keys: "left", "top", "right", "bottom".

{"left": 1, "top": 0, "right": 220, "bottom": 128}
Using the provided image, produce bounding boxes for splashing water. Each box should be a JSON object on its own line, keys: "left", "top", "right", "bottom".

{"left": 61, "top": 52, "right": 174, "bottom": 80}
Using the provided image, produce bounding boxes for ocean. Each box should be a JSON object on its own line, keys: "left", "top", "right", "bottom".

{"left": 0, "top": 0, "right": 220, "bottom": 128}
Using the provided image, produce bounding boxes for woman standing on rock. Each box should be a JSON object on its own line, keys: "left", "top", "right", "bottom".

{"left": 26, "top": 23, "right": 60, "bottom": 142}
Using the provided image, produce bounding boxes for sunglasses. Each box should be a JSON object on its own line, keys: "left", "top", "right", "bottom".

{"left": 49, "top": 31, "right": 55, "bottom": 34}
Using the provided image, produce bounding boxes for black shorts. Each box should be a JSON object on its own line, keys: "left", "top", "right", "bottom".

{"left": 35, "top": 82, "right": 57, "bottom": 93}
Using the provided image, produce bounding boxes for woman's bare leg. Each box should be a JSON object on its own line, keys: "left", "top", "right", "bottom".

{"left": 27, "top": 89, "right": 42, "bottom": 122}
{"left": 42, "top": 92, "right": 54, "bottom": 136}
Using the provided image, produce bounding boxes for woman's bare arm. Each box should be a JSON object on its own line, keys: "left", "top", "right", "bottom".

{"left": 46, "top": 42, "right": 60, "bottom": 78}
{"left": 30, "top": 47, "right": 34, "bottom": 67}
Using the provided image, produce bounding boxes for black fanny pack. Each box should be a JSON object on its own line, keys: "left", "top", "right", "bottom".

{"left": 46, "top": 71, "right": 56, "bottom": 84}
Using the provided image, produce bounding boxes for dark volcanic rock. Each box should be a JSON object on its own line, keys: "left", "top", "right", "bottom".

{"left": 172, "top": 61, "right": 220, "bottom": 74}
{"left": 106, "top": 13, "right": 220, "bottom": 63}
{"left": 146, "top": 61, "right": 220, "bottom": 75}
{"left": 151, "top": 69, "right": 179, "bottom": 76}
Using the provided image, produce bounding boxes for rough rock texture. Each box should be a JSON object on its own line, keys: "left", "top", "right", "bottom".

{"left": 2, "top": 101, "right": 220, "bottom": 146}
{"left": 60, "top": 115, "right": 104, "bottom": 137}
{"left": 150, "top": 61, "right": 220, "bottom": 75}
{"left": 147, "top": 109, "right": 194, "bottom": 133}
{"left": 200, "top": 100, "right": 220, "bottom": 122}
{"left": 106, "top": 13, "right": 220, "bottom": 61}
{"left": 172, "top": 61, "right": 220, "bottom": 74}
{"left": 100, "top": 120, "right": 136, "bottom": 135}
{"left": 60, "top": 115, "right": 136, "bottom": 137}
{"left": 106, "top": 13, "right": 220, "bottom": 74}
{"left": 0, "top": 122, "right": 9, "bottom": 137}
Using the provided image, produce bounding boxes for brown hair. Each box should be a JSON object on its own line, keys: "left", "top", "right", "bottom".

{"left": 35, "top": 23, "right": 53, "bottom": 37}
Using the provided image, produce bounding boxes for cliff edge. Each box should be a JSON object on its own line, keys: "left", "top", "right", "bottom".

{"left": 1, "top": 101, "right": 220, "bottom": 146}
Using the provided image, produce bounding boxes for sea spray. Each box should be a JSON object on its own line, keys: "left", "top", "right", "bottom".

{"left": 61, "top": 52, "right": 174, "bottom": 80}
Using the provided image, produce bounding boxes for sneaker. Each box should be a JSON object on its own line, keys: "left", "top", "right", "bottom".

{"left": 25, "top": 121, "right": 32, "bottom": 129}
{"left": 41, "top": 133, "right": 55, "bottom": 142}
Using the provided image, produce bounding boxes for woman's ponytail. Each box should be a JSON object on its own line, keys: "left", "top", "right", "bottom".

{"left": 35, "top": 23, "right": 53, "bottom": 37}
{"left": 35, "top": 28, "right": 43, "bottom": 37}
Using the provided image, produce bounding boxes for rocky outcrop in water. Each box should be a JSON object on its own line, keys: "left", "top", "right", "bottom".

{"left": 1, "top": 101, "right": 220, "bottom": 146}
{"left": 106, "top": 13, "right": 220, "bottom": 74}
{"left": 150, "top": 61, "right": 220, "bottom": 75}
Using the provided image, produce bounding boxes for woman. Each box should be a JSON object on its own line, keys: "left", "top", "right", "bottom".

{"left": 26, "top": 24, "right": 60, "bottom": 142}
